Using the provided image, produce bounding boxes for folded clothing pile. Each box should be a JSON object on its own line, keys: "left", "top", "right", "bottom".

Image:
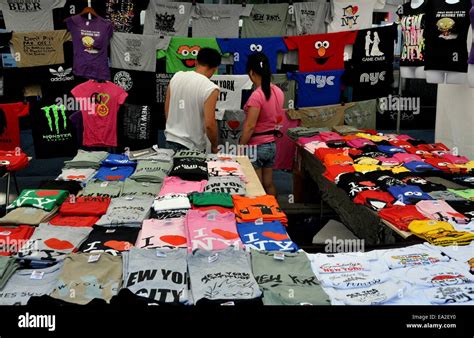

{"left": 78, "top": 226, "right": 140, "bottom": 255}
{"left": 57, "top": 168, "right": 96, "bottom": 183}
{"left": 207, "top": 160, "right": 246, "bottom": 182}
{"left": 81, "top": 179, "right": 124, "bottom": 198}
{"left": 0, "top": 225, "right": 35, "bottom": 256}
{"left": 237, "top": 220, "right": 299, "bottom": 252}
{"left": 136, "top": 218, "right": 187, "bottom": 249}
{"left": 189, "top": 192, "right": 234, "bottom": 208}
{"left": 94, "top": 154, "right": 137, "bottom": 182}
{"left": 169, "top": 158, "right": 208, "bottom": 181}
{"left": 378, "top": 205, "right": 428, "bottom": 231}
{"left": 203, "top": 176, "right": 246, "bottom": 195}
{"left": 0, "top": 256, "right": 18, "bottom": 289}
{"left": 0, "top": 150, "right": 29, "bottom": 171}
{"left": 7, "top": 189, "right": 69, "bottom": 212}
{"left": 49, "top": 196, "right": 111, "bottom": 227}
{"left": 129, "top": 160, "right": 172, "bottom": 183}
{"left": 233, "top": 195, "right": 288, "bottom": 225}
{"left": 64, "top": 150, "right": 108, "bottom": 169}
{"left": 120, "top": 179, "right": 162, "bottom": 197}
{"left": 96, "top": 196, "right": 153, "bottom": 227}
{"left": 408, "top": 220, "right": 474, "bottom": 246}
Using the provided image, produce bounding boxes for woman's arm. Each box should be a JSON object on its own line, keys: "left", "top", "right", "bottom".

{"left": 239, "top": 107, "right": 260, "bottom": 145}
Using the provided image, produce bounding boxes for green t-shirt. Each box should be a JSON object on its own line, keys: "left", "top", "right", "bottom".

{"left": 449, "top": 189, "right": 474, "bottom": 201}
{"left": 157, "top": 37, "right": 222, "bottom": 73}
{"left": 189, "top": 192, "right": 234, "bottom": 208}
{"left": 7, "top": 189, "right": 69, "bottom": 212}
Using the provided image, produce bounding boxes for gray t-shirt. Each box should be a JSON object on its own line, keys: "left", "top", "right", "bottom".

{"left": 0, "top": 256, "right": 18, "bottom": 290}
{"left": 290, "top": 2, "right": 332, "bottom": 35}
{"left": 95, "top": 196, "right": 153, "bottom": 227}
{"left": 129, "top": 160, "right": 172, "bottom": 183}
{"left": 144, "top": 1, "right": 193, "bottom": 37}
{"left": 0, "top": 207, "right": 58, "bottom": 226}
{"left": 251, "top": 250, "right": 330, "bottom": 305}
{"left": 174, "top": 149, "right": 207, "bottom": 160}
{"left": 0, "top": 263, "right": 63, "bottom": 305}
{"left": 241, "top": 3, "right": 290, "bottom": 38}
{"left": 188, "top": 247, "right": 262, "bottom": 303}
{"left": 272, "top": 74, "right": 296, "bottom": 110}
{"left": 129, "top": 147, "right": 174, "bottom": 162}
{"left": 81, "top": 179, "right": 124, "bottom": 198}
{"left": 121, "top": 179, "right": 162, "bottom": 197}
{"left": 343, "top": 99, "right": 377, "bottom": 130}
{"left": 123, "top": 247, "right": 190, "bottom": 304}
{"left": 217, "top": 110, "right": 245, "bottom": 147}
{"left": 0, "top": 0, "right": 66, "bottom": 32}
{"left": 64, "top": 150, "right": 108, "bottom": 169}
{"left": 191, "top": 4, "right": 253, "bottom": 38}
{"left": 111, "top": 32, "right": 170, "bottom": 73}
{"left": 204, "top": 176, "right": 246, "bottom": 196}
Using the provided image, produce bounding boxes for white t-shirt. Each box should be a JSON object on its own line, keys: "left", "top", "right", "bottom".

{"left": 210, "top": 75, "right": 252, "bottom": 118}
{"left": 377, "top": 244, "right": 450, "bottom": 269}
{"left": 153, "top": 193, "right": 191, "bottom": 212}
{"left": 403, "top": 263, "right": 474, "bottom": 287}
{"left": 325, "top": 281, "right": 405, "bottom": 305}
{"left": 165, "top": 71, "right": 219, "bottom": 150}
{"left": 328, "top": 0, "right": 386, "bottom": 33}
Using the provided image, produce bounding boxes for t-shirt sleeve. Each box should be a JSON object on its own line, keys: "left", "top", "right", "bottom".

{"left": 276, "top": 37, "right": 288, "bottom": 53}
{"left": 345, "top": 31, "right": 357, "bottom": 46}
{"left": 117, "top": 87, "right": 128, "bottom": 105}
{"left": 283, "top": 36, "right": 299, "bottom": 51}
{"left": 374, "top": 0, "right": 386, "bottom": 10}
{"left": 325, "top": 1, "right": 334, "bottom": 24}
{"left": 240, "top": 4, "right": 253, "bottom": 17}
{"left": 15, "top": 102, "right": 29, "bottom": 118}
{"left": 216, "top": 38, "right": 233, "bottom": 53}
{"left": 244, "top": 90, "right": 263, "bottom": 111}
{"left": 54, "top": 0, "right": 67, "bottom": 9}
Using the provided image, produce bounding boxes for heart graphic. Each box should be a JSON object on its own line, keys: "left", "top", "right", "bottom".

{"left": 221, "top": 167, "right": 237, "bottom": 172}
{"left": 104, "top": 240, "right": 133, "bottom": 251}
{"left": 212, "top": 229, "right": 240, "bottom": 240}
{"left": 227, "top": 120, "right": 240, "bottom": 130}
{"left": 360, "top": 181, "right": 376, "bottom": 187}
{"left": 160, "top": 235, "right": 187, "bottom": 246}
{"left": 262, "top": 231, "right": 289, "bottom": 241}
{"left": 44, "top": 238, "right": 74, "bottom": 250}
{"left": 67, "top": 175, "right": 86, "bottom": 180}
{"left": 96, "top": 93, "right": 110, "bottom": 104}
{"left": 105, "top": 175, "right": 124, "bottom": 181}
{"left": 352, "top": 6, "right": 359, "bottom": 14}
{"left": 276, "top": 115, "right": 283, "bottom": 124}
{"left": 36, "top": 190, "right": 60, "bottom": 197}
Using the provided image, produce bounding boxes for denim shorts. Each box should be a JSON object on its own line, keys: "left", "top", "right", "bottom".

{"left": 251, "top": 142, "right": 276, "bottom": 169}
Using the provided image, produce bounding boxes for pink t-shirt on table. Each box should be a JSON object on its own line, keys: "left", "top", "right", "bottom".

{"left": 71, "top": 80, "right": 127, "bottom": 147}
{"left": 244, "top": 84, "right": 284, "bottom": 146}
{"left": 136, "top": 218, "right": 187, "bottom": 249}
{"left": 158, "top": 176, "right": 207, "bottom": 196}
{"left": 185, "top": 210, "right": 242, "bottom": 252}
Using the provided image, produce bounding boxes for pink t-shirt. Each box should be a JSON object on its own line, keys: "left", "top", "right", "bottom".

{"left": 136, "top": 218, "right": 187, "bottom": 248}
{"left": 244, "top": 84, "right": 284, "bottom": 146}
{"left": 71, "top": 80, "right": 128, "bottom": 147}
{"left": 158, "top": 176, "right": 207, "bottom": 196}
{"left": 393, "top": 153, "right": 423, "bottom": 163}
{"left": 186, "top": 210, "right": 242, "bottom": 252}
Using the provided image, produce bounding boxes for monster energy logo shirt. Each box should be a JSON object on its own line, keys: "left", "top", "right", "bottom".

{"left": 31, "top": 103, "right": 78, "bottom": 159}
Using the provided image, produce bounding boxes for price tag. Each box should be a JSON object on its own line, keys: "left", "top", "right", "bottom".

{"left": 156, "top": 250, "right": 167, "bottom": 258}
{"left": 69, "top": 195, "right": 76, "bottom": 204}
{"left": 0, "top": 231, "right": 12, "bottom": 236}
{"left": 273, "top": 253, "right": 285, "bottom": 261}
{"left": 125, "top": 196, "right": 134, "bottom": 201}
{"left": 88, "top": 254, "right": 101, "bottom": 263}
{"left": 255, "top": 218, "right": 264, "bottom": 225}
{"left": 30, "top": 271, "right": 44, "bottom": 280}
{"left": 207, "top": 214, "right": 216, "bottom": 221}
{"left": 100, "top": 182, "right": 108, "bottom": 188}
{"left": 343, "top": 149, "right": 349, "bottom": 157}
{"left": 111, "top": 167, "right": 118, "bottom": 171}
{"left": 141, "top": 183, "right": 150, "bottom": 187}
{"left": 208, "top": 253, "right": 218, "bottom": 263}
{"left": 221, "top": 301, "right": 235, "bottom": 306}
{"left": 105, "top": 229, "right": 116, "bottom": 233}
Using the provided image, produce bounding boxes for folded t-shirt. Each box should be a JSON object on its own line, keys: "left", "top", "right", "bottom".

{"left": 59, "top": 196, "right": 111, "bottom": 216}
{"left": 158, "top": 177, "right": 207, "bottom": 196}
{"left": 79, "top": 226, "right": 140, "bottom": 256}
{"left": 129, "top": 160, "right": 172, "bottom": 183}
{"left": 237, "top": 220, "right": 298, "bottom": 252}
{"left": 136, "top": 218, "right": 187, "bottom": 249}
{"left": 189, "top": 192, "right": 234, "bottom": 208}
{"left": 95, "top": 197, "right": 154, "bottom": 227}
{"left": 94, "top": 166, "right": 136, "bottom": 181}
{"left": 153, "top": 194, "right": 191, "bottom": 212}
{"left": 120, "top": 179, "right": 162, "bottom": 197}
{"left": 81, "top": 179, "right": 124, "bottom": 198}
{"left": 169, "top": 158, "right": 208, "bottom": 181}
{"left": 203, "top": 176, "right": 246, "bottom": 195}
{"left": 7, "top": 189, "right": 69, "bottom": 212}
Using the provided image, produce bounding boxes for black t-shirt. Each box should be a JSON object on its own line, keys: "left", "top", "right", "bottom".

{"left": 446, "top": 174, "right": 474, "bottom": 189}
{"left": 398, "top": 2, "right": 427, "bottom": 67}
{"left": 365, "top": 171, "right": 406, "bottom": 191}
{"left": 336, "top": 172, "right": 381, "bottom": 199}
{"left": 395, "top": 173, "right": 447, "bottom": 192}
{"left": 424, "top": 0, "right": 471, "bottom": 72}
{"left": 326, "top": 140, "right": 348, "bottom": 149}
{"left": 38, "top": 179, "right": 83, "bottom": 195}
{"left": 118, "top": 103, "right": 158, "bottom": 151}
{"left": 156, "top": 73, "right": 172, "bottom": 104}
{"left": 351, "top": 24, "right": 397, "bottom": 66}
{"left": 0, "top": 32, "right": 11, "bottom": 54}
{"left": 170, "top": 158, "right": 209, "bottom": 182}
{"left": 30, "top": 101, "right": 78, "bottom": 159}
{"left": 104, "top": 0, "right": 150, "bottom": 33}
{"left": 78, "top": 226, "right": 140, "bottom": 256}
{"left": 348, "top": 63, "right": 394, "bottom": 101}
{"left": 446, "top": 200, "right": 474, "bottom": 221}
{"left": 111, "top": 68, "right": 157, "bottom": 105}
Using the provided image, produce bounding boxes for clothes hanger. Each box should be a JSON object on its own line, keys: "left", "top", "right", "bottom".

{"left": 79, "top": 6, "right": 99, "bottom": 18}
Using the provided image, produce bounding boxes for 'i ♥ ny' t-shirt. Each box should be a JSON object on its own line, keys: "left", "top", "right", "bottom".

{"left": 71, "top": 80, "right": 128, "bottom": 147}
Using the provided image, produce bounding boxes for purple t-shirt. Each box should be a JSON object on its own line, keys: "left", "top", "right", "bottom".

{"left": 69, "top": 111, "right": 83, "bottom": 146}
{"left": 470, "top": 1, "right": 474, "bottom": 64}
{"left": 66, "top": 15, "right": 113, "bottom": 81}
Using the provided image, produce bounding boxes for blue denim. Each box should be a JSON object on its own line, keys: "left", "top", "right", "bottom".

{"left": 251, "top": 142, "right": 276, "bottom": 169}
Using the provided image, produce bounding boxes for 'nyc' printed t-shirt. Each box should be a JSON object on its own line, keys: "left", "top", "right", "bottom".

{"left": 136, "top": 218, "right": 187, "bottom": 249}
{"left": 217, "top": 37, "right": 288, "bottom": 74}
{"left": 288, "top": 71, "right": 343, "bottom": 108}
{"left": 71, "top": 80, "right": 128, "bottom": 147}
{"left": 398, "top": 1, "right": 427, "bottom": 67}
{"left": 66, "top": 15, "right": 114, "bottom": 81}
{"left": 328, "top": 0, "right": 386, "bottom": 33}
{"left": 284, "top": 31, "right": 356, "bottom": 72}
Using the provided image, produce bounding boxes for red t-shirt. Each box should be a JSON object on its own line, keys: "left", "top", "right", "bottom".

{"left": 0, "top": 102, "right": 29, "bottom": 151}
{"left": 0, "top": 225, "right": 35, "bottom": 256}
{"left": 284, "top": 31, "right": 357, "bottom": 72}
{"left": 59, "top": 196, "right": 111, "bottom": 216}
{"left": 49, "top": 215, "right": 99, "bottom": 227}
{"left": 71, "top": 80, "right": 127, "bottom": 147}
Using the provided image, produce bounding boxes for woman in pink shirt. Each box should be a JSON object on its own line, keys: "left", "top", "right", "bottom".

{"left": 240, "top": 53, "right": 284, "bottom": 196}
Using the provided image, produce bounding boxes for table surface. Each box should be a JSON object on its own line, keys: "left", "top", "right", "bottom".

{"left": 236, "top": 156, "right": 266, "bottom": 197}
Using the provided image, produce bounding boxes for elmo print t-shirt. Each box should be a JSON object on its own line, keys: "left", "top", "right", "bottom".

{"left": 284, "top": 31, "right": 357, "bottom": 72}
{"left": 0, "top": 102, "right": 29, "bottom": 151}
{"left": 71, "top": 80, "right": 128, "bottom": 147}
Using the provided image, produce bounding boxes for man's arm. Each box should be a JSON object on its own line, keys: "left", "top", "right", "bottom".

{"left": 204, "top": 89, "right": 219, "bottom": 153}
{"left": 164, "top": 86, "right": 170, "bottom": 120}
{"left": 239, "top": 107, "right": 260, "bottom": 145}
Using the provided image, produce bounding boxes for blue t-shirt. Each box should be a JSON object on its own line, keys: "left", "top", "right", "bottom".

{"left": 237, "top": 220, "right": 299, "bottom": 252}
{"left": 217, "top": 37, "right": 288, "bottom": 74}
{"left": 403, "top": 161, "right": 438, "bottom": 173}
{"left": 377, "top": 145, "right": 406, "bottom": 155}
{"left": 102, "top": 154, "right": 136, "bottom": 167}
{"left": 387, "top": 185, "right": 432, "bottom": 205}
{"left": 94, "top": 166, "right": 136, "bottom": 181}
{"left": 288, "top": 70, "right": 344, "bottom": 108}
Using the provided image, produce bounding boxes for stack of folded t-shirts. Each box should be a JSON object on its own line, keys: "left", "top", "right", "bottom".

{"left": 0, "top": 256, "right": 18, "bottom": 289}
{"left": 120, "top": 179, "right": 162, "bottom": 197}
{"left": 128, "top": 146, "right": 174, "bottom": 162}
{"left": 93, "top": 154, "right": 137, "bottom": 182}
{"left": 81, "top": 179, "right": 124, "bottom": 198}
{"left": 378, "top": 205, "right": 428, "bottom": 231}
{"left": 203, "top": 176, "right": 246, "bottom": 195}
{"left": 95, "top": 196, "right": 154, "bottom": 228}
{"left": 129, "top": 160, "right": 171, "bottom": 183}
{"left": 48, "top": 196, "right": 111, "bottom": 227}
{"left": 57, "top": 168, "right": 96, "bottom": 183}
{"left": 237, "top": 220, "right": 299, "bottom": 252}
{"left": 233, "top": 195, "right": 288, "bottom": 225}
{"left": 190, "top": 191, "right": 234, "bottom": 214}
{"left": 63, "top": 150, "right": 108, "bottom": 169}
{"left": 408, "top": 220, "right": 474, "bottom": 246}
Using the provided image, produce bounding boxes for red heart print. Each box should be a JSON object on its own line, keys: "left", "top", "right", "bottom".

{"left": 160, "top": 235, "right": 187, "bottom": 246}
{"left": 227, "top": 120, "right": 240, "bottom": 130}
{"left": 36, "top": 190, "right": 60, "bottom": 197}
{"left": 221, "top": 167, "right": 237, "bottom": 172}
{"left": 360, "top": 181, "right": 376, "bottom": 187}
{"left": 67, "top": 175, "right": 86, "bottom": 180}
{"left": 44, "top": 238, "right": 74, "bottom": 250}
{"left": 105, "top": 175, "right": 124, "bottom": 181}
{"left": 104, "top": 240, "right": 133, "bottom": 251}
{"left": 352, "top": 6, "right": 358, "bottom": 14}
{"left": 262, "top": 231, "right": 289, "bottom": 241}
{"left": 212, "top": 229, "right": 240, "bottom": 240}
{"left": 276, "top": 115, "right": 283, "bottom": 124}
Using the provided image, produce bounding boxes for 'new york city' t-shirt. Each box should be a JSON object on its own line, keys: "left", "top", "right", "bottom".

{"left": 398, "top": 1, "right": 427, "bottom": 67}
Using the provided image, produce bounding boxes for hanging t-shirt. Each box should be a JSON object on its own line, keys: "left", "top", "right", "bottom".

{"left": 0, "top": 102, "right": 29, "bottom": 151}
{"left": 0, "top": 0, "right": 66, "bottom": 32}
{"left": 103, "top": 0, "right": 149, "bottom": 33}
{"left": 237, "top": 220, "right": 298, "bottom": 252}
{"left": 143, "top": 1, "right": 192, "bottom": 37}
{"left": 351, "top": 24, "right": 397, "bottom": 65}
{"left": 210, "top": 75, "right": 253, "bottom": 114}
{"left": 66, "top": 15, "right": 114, "bottom": 81}
{"left": 241, "top": 3, "right": 290, "bottom": 38}
{"left": 79, "top": 226, "right": 139, "bottom": 256}
{"left": 110, "top": 33, "right": 170, "bottom": 72}
{"left": 111, "top": 68, "right": 157, "bottom": 105}
{"left": 186, "top": 210, "right": 242, "bottom": 252}
{"left": 272, "top": 74, "right": 296, "bottom": 110}
{"left": 398, "top": 1, "right": 427, "bottom": 67}
{"left": 288, "top": 70, "right": 344, "bottom": 108}
{"left": 31, "top": 103, "right": 78, "bottom": 159}
{"left": 124, "top": 247, "right": 189, "bottom": 304}
{"left": 38, "top": 61, "right": 80, "bottom": 102}
{"left": 159, "top": 176, "right": 207, "bottom": 196}
{"left": 118, "top": 104, "right": 158, "bottom": 151}
{"left": 0, "top": 32, "right": 12, "bottom": 54}
{"left": 217, "top": 37, "right": 288, "bottom": 75}
{"left": 423, "top": 0, "right": 472, "bottom": 73}
{"left": 348, "top": 63, "right": 394, "bottom": 101}
{"left": 291, "top": 1, "right": 333, "bottom": 35}
{"left": 157, "top": 37, "right": 222, "bottom": 74}
{"left": 188, "top": 247, "right": 261, "bottom": 304}
{"left": 156, "top": 73, "right": 173, "bottom": 104}
{"left": 284, "top": 31, "right": 357, "bottom": 72}
{"left": 95, "top": 196, "right": 153, "bottom": 227}
{"left": 136, "top": 218, "right": 187, "bottom": 249}
{"left": 71, "top": 80, "right": 128, "bottom": 147}
{"left": 328, "top": 0, "right": 386, "bottom": 33}
{"left": 11, "top": 30, "right": 71, "bottom": 68}
{"left": 218, "top": 110, "right": 245, "bottom": 147}
{"left": 191, "top": 4, "right": 253, "bottom": 38}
